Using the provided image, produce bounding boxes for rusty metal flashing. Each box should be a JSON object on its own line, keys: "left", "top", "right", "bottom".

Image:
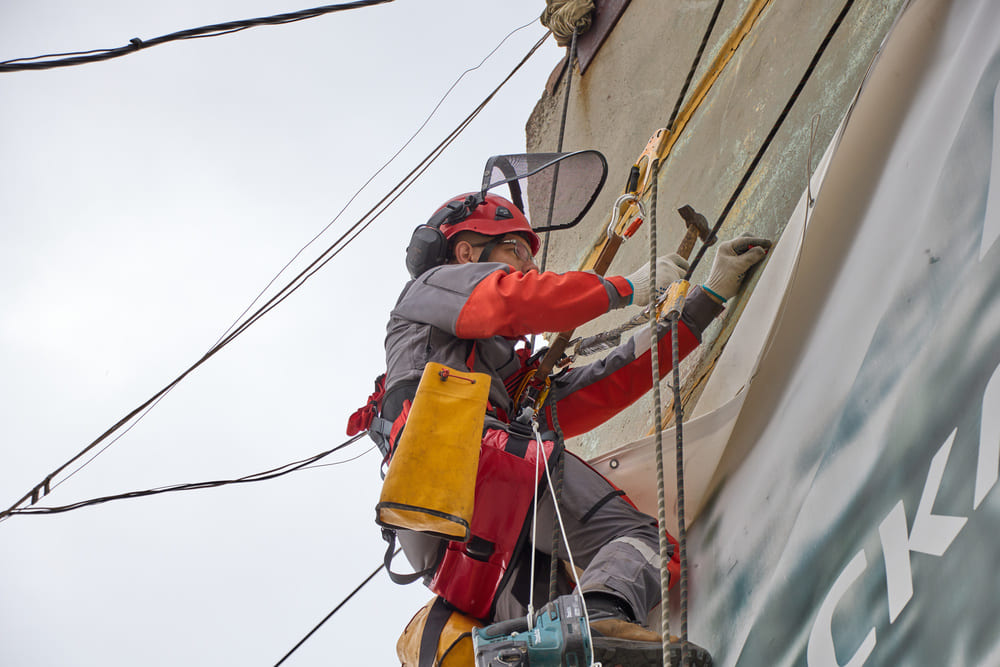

{"left": 577, "top": 0, "right": 633, "bottom": 74}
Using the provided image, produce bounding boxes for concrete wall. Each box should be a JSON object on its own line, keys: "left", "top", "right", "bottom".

{"left": 525, "top": 0, "right": 907, "bottom": 458}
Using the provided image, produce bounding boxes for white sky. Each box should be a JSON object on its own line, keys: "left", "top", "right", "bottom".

{"left": 0, "top": 2, "right": 562, "bottom": 664}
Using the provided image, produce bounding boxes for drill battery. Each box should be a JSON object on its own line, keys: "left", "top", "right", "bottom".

{"left": 472, "top": 594, "right": 593, "bottom": 666}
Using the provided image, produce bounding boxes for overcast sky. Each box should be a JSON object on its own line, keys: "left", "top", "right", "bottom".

{"left": 0, "top": 2, "right": 562, "bottom": 664}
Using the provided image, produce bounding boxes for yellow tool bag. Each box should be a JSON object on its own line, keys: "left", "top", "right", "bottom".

{"left": 376, "top": 362, "right": 490, "bottom": 542}
{"left": 397, "top": 596, "right": 480, "bottom": 667}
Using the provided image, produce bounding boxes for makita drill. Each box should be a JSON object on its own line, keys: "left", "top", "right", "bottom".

{"left": 472, "top": 594, "right": 592, "bottom": 666}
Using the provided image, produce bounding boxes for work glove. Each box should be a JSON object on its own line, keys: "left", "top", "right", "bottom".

{"left": 625, "top": 253, "right": 689, "bottom": 307}
{"left": 703, "top": 233, "right": 772, "bottom": 302}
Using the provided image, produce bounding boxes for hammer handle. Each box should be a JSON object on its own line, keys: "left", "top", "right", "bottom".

{"left": 676, "top": 226, "right": 700, "bottom": 260}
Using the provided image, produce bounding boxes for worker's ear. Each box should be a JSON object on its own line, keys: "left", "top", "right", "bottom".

{"left": 452, "top": 240, "right": 478, "bottom": 265}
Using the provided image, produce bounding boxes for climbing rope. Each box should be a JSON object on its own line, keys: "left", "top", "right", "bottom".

{"left": 540, "top": 0, "right": 595, "bottom": 46}
{"left": 548, "top": 400, "right": 568, "bottom": 602}
{"left": 648, "top": 158, "right": 673, "bottom": 655}
{"left": 642, "top": 2, "right": 729, "bottom": 664}
{"left": 642, "top": 5, "right": 859, "bottom": 666}
{"left": 669, "top": 308, "right": 691, "bottom": 664}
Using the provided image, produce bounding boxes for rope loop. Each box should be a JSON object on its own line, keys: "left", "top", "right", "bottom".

{"left": 540, "top": 0, "right": 595, "bottom": 46}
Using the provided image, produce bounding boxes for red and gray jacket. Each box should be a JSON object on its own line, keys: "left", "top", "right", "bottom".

{"left": 375, "top": 260, "right": 722, "bottom": 444}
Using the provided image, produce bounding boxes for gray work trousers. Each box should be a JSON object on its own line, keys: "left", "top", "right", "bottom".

{"left": 397, "top": 451, "right": 664, "bottom": 624}
{"left": 493, "top": 451, "right": 663, "bottom": 622}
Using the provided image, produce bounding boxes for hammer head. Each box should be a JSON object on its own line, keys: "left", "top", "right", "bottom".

{"left": 677, "top": 205, "right": 713, "bottom": 243}
{"left": 675, "top": 205, "right": 715, "bottom": 259}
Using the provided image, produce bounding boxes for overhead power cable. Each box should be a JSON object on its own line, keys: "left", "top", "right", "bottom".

{"left": 59, "top": 16, "right": 544, "bottom": 496}
{"left": 0, "top": 1, "right": 394, "bottom": 73}
{"left": 273, "top": 552, "right": 399, "bottom": 667}
{"left": 0, "top": 30, "right": 552, "bottom": 522}
{"left": 213, "top": 16, "right": 543, "bottom": 349}
{"left": 3, "top": 435, "right": 369, "bottom": 517}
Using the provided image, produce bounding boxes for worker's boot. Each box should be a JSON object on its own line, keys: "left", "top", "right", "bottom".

{"left": 585, "top": 593, "right": 714, "bottom": 667}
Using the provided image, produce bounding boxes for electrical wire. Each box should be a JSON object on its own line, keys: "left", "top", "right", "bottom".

{"left": 273, "top": 551, "right": 399, "bottom": 667}
{"left": 212, "top": 15, "right": 544, "bottom": 349}
{"left": 49, "top": 16, "right": 549, "bottom": 491}
{"left": 0, "top": 30, "right": 552, "bottom": 522}
{"left": 4, "top": 435, "right": 368, "bottom": 517}
{"left": 0, "top": 1, "right": 394, "bottom": 73}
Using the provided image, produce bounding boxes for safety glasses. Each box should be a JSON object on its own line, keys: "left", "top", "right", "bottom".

{"left": 473, "top": 238, "right": 535, "bottom": 263}
{"left": 496, "top": 238, "right": 534, "bottom": 262}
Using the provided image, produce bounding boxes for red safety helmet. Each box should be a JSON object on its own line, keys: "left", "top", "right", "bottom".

{"left": 405, "top": 192, "right": 540, "bottom": 278}
{"left": 437, "top": 193, "right": 541, "bottom": 255}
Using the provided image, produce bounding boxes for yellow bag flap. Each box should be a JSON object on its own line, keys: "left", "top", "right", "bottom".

{"left": 377, "top": 363, "right": 490, "bottom": 541}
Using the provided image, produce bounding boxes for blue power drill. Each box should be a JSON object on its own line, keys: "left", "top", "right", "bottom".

{"left": 472, "top": 594, "right": 593, "bottom": 666}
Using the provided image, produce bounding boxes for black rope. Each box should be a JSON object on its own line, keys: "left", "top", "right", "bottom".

{"left": 272, "top": 550, "right": 398, "bottom": 667}
{"left": 538, "top": 27, "right": 578, "bottom": 273}
{"left": 4, "top": 436, "right": 368, "bottom": 517}
{"left": 547, "top": 399, "right": 568, "bottom": 602}
{"left": 0, "top": 1, "right": 394, "bottom": 73}
{"left": 666, "top": 0, "right": 726, "bottom": 132}
{"left": 685, "top": 0, "right": 858, "bottom": 279}
{"left": 0, "top": 31, "right": 551, "bottom": 522}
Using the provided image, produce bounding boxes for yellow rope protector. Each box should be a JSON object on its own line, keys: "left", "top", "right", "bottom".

{"left": 376, "top": 363, "right": 491, "bottom": 542}
{"left": 658, "top": 279, "right": 690, "bottom": 321}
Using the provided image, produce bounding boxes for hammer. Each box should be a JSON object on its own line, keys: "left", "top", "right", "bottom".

{"left": 675, "top": 204, "right": 715, "bottom": 260}
{"left": 569, "top": 204, "right": 716, "bottom": 357}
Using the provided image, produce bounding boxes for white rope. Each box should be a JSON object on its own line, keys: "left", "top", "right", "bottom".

{"left": 529, "top": 418, "right": 601, "bottom": 667}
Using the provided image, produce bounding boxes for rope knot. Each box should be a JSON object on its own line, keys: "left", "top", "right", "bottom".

{"left": 540, "top": 0, "right": 595, "bottom": 46}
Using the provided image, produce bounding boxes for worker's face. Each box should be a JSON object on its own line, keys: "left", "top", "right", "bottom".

{"left": 480, "top": 234, "right": 539, "bottom": 273}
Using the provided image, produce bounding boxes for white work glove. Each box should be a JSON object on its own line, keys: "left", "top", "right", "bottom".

{"left": 625, "top": 253, "right": 690, "bottom": 307}
{"left": 703, "top": 233, "right": 772, "bottom": 302}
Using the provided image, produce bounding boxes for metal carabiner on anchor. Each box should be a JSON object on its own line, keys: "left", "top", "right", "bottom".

{"left": 607, "top": 192, "right": 647, "bottom": 242}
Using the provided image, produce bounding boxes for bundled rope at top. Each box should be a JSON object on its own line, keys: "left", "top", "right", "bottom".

{"left": 541, "top": 0, "right": 595, "bottom": 46}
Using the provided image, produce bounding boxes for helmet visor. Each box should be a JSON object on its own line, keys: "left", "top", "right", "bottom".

{"left": 480, "top": 150, "right": 608, "bottom": 233}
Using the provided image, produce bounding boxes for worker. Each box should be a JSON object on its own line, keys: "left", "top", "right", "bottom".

{"left": 354, "top": 191, "right": 769, "bottom": 664}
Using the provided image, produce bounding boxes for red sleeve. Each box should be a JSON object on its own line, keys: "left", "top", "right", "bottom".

{"left": 454, "top": 269, "right": 632, "bottom": 339}
{"left": 545, "top": 321, "right": 701, "bottom": 438}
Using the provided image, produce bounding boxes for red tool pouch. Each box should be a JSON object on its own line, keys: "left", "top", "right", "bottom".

{"left": 429, "top": 428, "right": 556, "bottom": 620}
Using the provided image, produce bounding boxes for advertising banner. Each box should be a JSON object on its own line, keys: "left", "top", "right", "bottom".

{"left": 690, "top": 0, "right": 1000, "bottom": 665}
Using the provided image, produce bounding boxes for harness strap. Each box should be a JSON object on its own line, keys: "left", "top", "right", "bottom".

{"left": 504, "top": 419, "right": 534, "bottom": 457}
{"left": 580, "top": 489, "right": 627, "bottom": 524}
{"left": 381, "top": 528, "right": 436, "bottom": 586}
{"left": 368, "top": 416, "right": 394, "bottom": 458}
{"left": 419, "top": 596, "right": 454, "bottom": 667}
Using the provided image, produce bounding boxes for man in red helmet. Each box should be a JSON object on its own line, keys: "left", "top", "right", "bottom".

{"left": 369, "top": 192, "right": 768, "bottom": 664}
